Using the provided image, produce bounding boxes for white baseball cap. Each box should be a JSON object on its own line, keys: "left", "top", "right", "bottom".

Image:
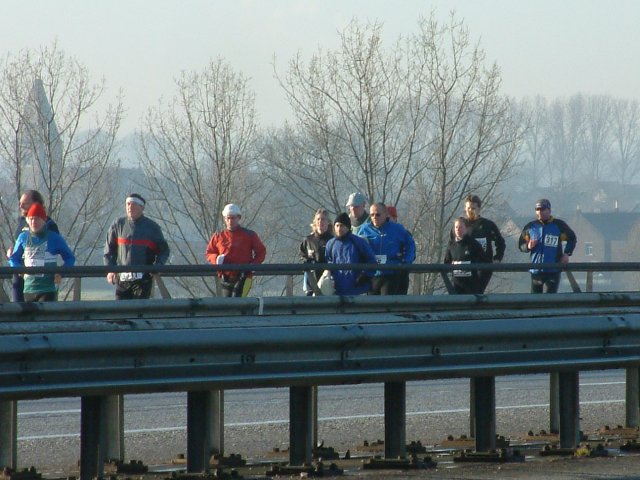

{"left": 222, "top": 203, "right": 242, "bottom": 216}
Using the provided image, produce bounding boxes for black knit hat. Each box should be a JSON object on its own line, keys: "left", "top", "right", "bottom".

{"left": 334, "top": 212, "right": 352, "bottom": 230}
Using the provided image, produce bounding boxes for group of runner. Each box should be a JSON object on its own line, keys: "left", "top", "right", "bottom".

{"left": 6, "top": 190, "right": 576, "bottom": 301}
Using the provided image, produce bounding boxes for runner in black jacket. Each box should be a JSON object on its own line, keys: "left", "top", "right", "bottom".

{"left": 299, "top": 208, "right": 333, "bottom": 295}
{"left": 461, "top": 195, "right": 505, "bottom": 292}
{"left": 444, "top": 217, "right": 489, "bottom": 294}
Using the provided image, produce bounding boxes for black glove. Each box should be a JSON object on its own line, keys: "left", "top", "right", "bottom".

{"left": 355, "top": 273, "right": 370, "bottom": 286}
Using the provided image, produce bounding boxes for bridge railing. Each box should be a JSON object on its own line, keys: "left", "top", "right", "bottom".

{"left": 1, "top": 261, "right": 638, "bottom": 299}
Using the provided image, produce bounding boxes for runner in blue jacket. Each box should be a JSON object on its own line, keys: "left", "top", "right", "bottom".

{"left": 518, "top": 198, "right": 576, "bottom": 293}
{"left": 9, "top": 203, "right": 75, "bottom": 302}
{"left": 356, "top": 202, "right": 416, "bottom": 295}
{"left": 325, "top": 213, "right": 377, "bottom": 295}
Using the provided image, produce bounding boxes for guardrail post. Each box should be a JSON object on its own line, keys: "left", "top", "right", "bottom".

{"left": 154, "top": 275, "right": 171, "bottom": 299}
{"left": 73, "top": 277, "right": 82, "bottom": 301}
{"left": 558, "top": 371, "right": 580, "bottom": 449}
{"left": 439, "top": 271, "right": 454, "bottom": 294}
{"left": 312, "top": 386, "right": 318, "bottom": 450}
{"left": 586, "top": 271, "right": 594, "bottom": 292}
{"left": 289, "top": 386, "right": 313, "bottom": 466}
{"left": 469, "top": 379, "right": 476, "bottom": 438}
{"left": 626, "top": 367, "right": 639, "bottom": 428}
{"left": 187, "top": 391, "right": 212, "bottom": 473}
{"left": 565, "top": 271, "right": 581, "bottom": 292}
{"left": 549, "top": 372, "right": 560, "bottom": 433}
{"left": 286, "top": 275, "right": 294, "bottom": 297}
{"left": 0, "top": 401, "right": 17, "bottom": 469}
{"left": 100, "top": 394, "right": 124, "bottom": 461}
{"left": 472, "top": 376, "right": 496, "bottom": 452}
{"left": 0, "top": 281, "right": 9, "bottom": 302}
{"left": 80, "top": 396, "right": 105, "bottom": 480}
{"left": 384, "top": 381, "right": 406, "bottom": 458}
{"left": 209, "top": 390, "right": 224, "bottom": 455}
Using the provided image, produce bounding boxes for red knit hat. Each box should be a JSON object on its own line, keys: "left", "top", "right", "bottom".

{"left": 26, "top": 203, "right": 47, "bottom": 221}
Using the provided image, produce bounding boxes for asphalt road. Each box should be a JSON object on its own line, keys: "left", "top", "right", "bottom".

{"left": 15, "top": 370, "right": 635, "bottom": 477}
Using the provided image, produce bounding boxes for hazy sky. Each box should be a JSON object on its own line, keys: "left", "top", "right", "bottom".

{"left": 1, "top": 0, "right": 638, "bottom": 134}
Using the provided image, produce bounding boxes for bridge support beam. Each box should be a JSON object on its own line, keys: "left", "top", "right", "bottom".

{"left": 472, "top": 376, "right": 496, "bottom": 452}
{"left": 558, "top": 371, "right": 580, "bottom": 449}
{"left": 80, "top": 396, "right": 106, "bottom": 480}
{"left": 384, "top": 381, "right": 406, "bottom": 458}
{"left": 549, "top": 372, "right": 560, "bottom": 433}
{"left": 469, "top": 379, "right": 476, "bottom": 437}
{"left": 311, "top": 386, "right": 318, "bottom": 449}
{"left": 290, "top": 386, "right": 313, "bottom": 466}
{"left": 209, "top": 390, "right": 224, "bottom": 455}
{"left": 0, "top": 401, "right": 17, "bottom": 469}
{"left": 626, "top": 367, "right": 639, "bottom": 428}
{"left": 100, "top": 394, "right": 124, "bottom": 461}
{"left": 187, "top": 391, "right": 214, "bottom": 473}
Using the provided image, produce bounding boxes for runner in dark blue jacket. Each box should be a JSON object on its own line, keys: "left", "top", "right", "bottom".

{"left": 325, "top": 213, "right": 377, "bottom": 295}
{"left": 518, "top": 198, "right": 576, "bottom": 293}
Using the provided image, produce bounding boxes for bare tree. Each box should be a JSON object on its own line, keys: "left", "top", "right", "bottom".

{"left": 514, "top": 94, "right": 640, "bottom": 211}
{"left": 267, "top": 19, "right": 431, "bottom": 211}
{"left": 137, "top": 58, "right": 271, "bottom": 296}
{"left": 0, "top": 42, "right": 123, "bottom": 296}
{"left": 404, "top": 14, "right": 523, "bottom": 292}
{"left": 581, "top": 95, "right": 612, "bottom": 182}
{"left": 538, "top": 95, "right": 586, "bottom": 209}
{"left": 513, "top": 96, "right": 548, "bottom": 191}
{"left": 610, "top": 98, "right": 640, "bottom": 185}
{"left": 265, "top": 15, "right": 523, "bottom": 294}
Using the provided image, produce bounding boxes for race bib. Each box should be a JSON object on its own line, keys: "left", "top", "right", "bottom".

{"left": 24, "top": 258, "right": 44, "bottom": 268}
{"left": 375, "top": 255, "right": 387, "bottom": 264}
{"left": 24, "top": 258, "right": 45, "bottom": 278}
{"left": 544, "top": 235, "right": 559, "bottom": 247}
{"left": 119, "top": 272, "right": 143, "bottom": 282}
{"left": 452, "top": 260, "right": 471, "bottom": 277}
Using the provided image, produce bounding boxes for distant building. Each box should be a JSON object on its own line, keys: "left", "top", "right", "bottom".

{"left": 570, "top": 209, "right": 640, "bottom": 263}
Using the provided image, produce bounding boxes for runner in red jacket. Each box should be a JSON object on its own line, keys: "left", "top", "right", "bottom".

{"left": 205, "top": 203, "right": 266, "bottom": 297}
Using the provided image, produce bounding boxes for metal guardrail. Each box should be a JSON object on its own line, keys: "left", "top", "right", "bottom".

{"left": 3, "top": 261, "right": 640, "bottom": 276}
{"left": 0, "top": 295, "right": 638, "bottom": 397}
{"left": 1, "top": 263, "right": 640, "bottom": 478}
{"left": 1, "top": 293, "right": 640, "bottom": 400}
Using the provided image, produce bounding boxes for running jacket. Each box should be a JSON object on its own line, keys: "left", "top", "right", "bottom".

{"left": 9, "top": 227, "right": 75, "bottom": 294}
{"left": 299, "top": 230, "right": 333, "bottom": 264}
{"left": 205, "top": 227, "right": 266, "bottom": 278}
{"left": 299, "top": 230, "right": 334, "bottom": 281}
{"left": 325, "top": 232, "right": 377, "bottom": 295}
{"left": 518, "top": 217, "right": 576, "bottom": 273}
{"left": 104, "top": 216, "right": 170, "bottom": 267}
{"left": 356, "top": 220, "right": 416, "bottom": 276}
{"left": 466, "top": 217, "right": 506, "bottom": 262}
{"left": 444, "top": 234, "right": 487, "bottom": 294}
